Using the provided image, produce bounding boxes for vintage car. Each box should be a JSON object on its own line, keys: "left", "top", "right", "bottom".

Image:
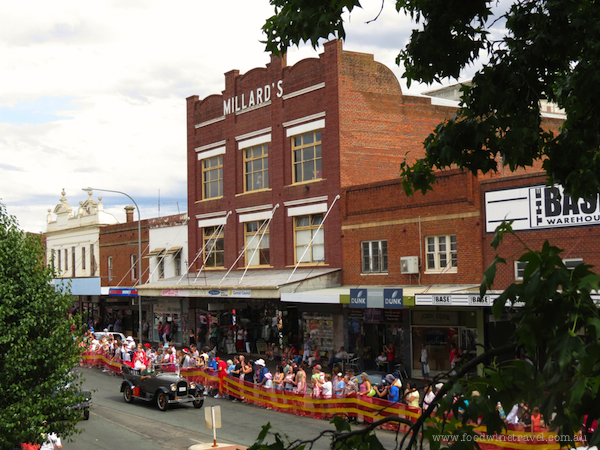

{"left": 120, "top": 363, "right": 206, "bottom": 411}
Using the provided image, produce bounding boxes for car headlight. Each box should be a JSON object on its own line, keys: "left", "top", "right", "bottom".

{"left": 189, "top": 382, "right": 196, "bottom": 390}
{"left": 170, "top": 383, "right": 177, "bottom": 392}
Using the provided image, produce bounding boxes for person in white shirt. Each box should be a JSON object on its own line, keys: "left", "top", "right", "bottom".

{"left": 320, "top": 373, "right": 333, "bottom": 398}
{"left": 329, "top": 346, "right": 349, "bottom": 368}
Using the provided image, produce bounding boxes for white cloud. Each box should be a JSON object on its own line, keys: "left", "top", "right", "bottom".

{"left": 0, "top": 0, "right": 492, "bottom": 232}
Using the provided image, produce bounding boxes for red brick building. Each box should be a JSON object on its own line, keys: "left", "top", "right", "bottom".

{"left": 178, "top": 40, "right": 466, "bottom": 356}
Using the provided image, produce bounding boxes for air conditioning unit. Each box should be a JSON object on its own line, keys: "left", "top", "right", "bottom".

{"left": 400, "top": 256, "right": 419, "bottom": 274}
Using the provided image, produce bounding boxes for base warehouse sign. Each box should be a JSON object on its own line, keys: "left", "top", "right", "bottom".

{"left": 485, "top": 184, "right": 600, "bottom": 233}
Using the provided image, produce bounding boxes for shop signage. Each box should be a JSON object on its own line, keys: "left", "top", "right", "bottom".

{"left": 485, "top": 184, "right": 600, "bottom": 233}
{"left": 162, "top": 289, "right": 189, "bottom": 297}
{"left": 350, "top": 288, "right": 404, "bottom": 309}
{"left": 109, "top": 288, "right": 138, "bottom": 297}
{"left": 207, "top": 290, "right": 252, "bottom": 298}
{"left": 413, "top": 311, "right": 459, "bottom": 325}
{"left": 383, "top": 289, "right": 403, "bottom": 309}
{"left": 223, "top": 80, "right": 283, "bottom": 116}
{"left": 416, "top": 293, "right": 500, "bottom": 306}
{"left": 349, "top": 289, "right": 367, "bottom": 308}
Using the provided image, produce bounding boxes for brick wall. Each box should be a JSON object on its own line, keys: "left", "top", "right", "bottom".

{"left": 342, "top": 170, "right": 483, "bottom": 286}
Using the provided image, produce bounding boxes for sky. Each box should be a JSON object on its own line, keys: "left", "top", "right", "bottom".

{"left": 0, "top": 0, "right": 493, "bottom": 233}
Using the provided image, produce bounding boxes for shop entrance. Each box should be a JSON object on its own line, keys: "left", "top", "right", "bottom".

{"left": 412, "top": 326, "right": 478, "bottom": 377}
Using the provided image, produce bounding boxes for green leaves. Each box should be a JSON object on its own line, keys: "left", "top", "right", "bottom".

{"left": 0, "top": 203, "right": 83, "bottom": 449}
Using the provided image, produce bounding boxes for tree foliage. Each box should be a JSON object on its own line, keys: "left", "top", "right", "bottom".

{"left": 263, "top": 0, "right": 600, "bottom": 201}
{"left": 0, "top": 202, "right": 83, "bottom": 449}
{"left": 260, "top": 1, "right": 600, "bottom": 449}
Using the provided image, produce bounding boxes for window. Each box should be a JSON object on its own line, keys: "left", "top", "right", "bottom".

{"left": 294, "top": 214, "right": 324, "bottom": 263}
{"left": 245, "top": 220, "right": 270, "bottom": 266}
{"left": 72, "top": 246, "right": 76, "bottom": 277}
{"left": 514, "top": 261, "right": 527, "bottom": 281}
{"left": 65, "top": 248, "right": 69, "bottom": 271}
{"left": 174, "top": 252, "right": 182, "bottom": 277}
{"left": 425, "top": 235, "right": 457, "bottom": 272}
{"left": 131, "top": 254, "right": 137, "bottom": 281}
{"left": 51, "top": 249, "right": 55, "bottom": 270}
{"left": 292, "top": 131, "right": 322, "bottom": 183}
{"left": 202, "top": 155, "right": 223, "bottom": 199}
{"left": 90, "top": 245, "right": 96, "bottom": 276}
{"left": 57, "top": 250, "right": 62, "bottom": 271}
{"left": 244, "top": 144, "right": 268, "bottom": 191}
{"left": 158, "top": 258, "right": 165, "bottom": 279}
{"left": 82, "top": 247, "right": 86, "bottom": 270}
{"left": 362, "top": 240, "right": 388, "bottom": 273}
{"left": 203, "top": 226, "right": 224, "bottom": 268}
{"left": 108, "top": 256, "right": 113, "bottom": 281}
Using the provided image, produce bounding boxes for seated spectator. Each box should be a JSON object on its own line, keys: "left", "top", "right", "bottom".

{"left": 376, "top": 352, "right": 387, "bottom": 370}
{"left": 329, "top": 346, "right": 349, "bottom": 368}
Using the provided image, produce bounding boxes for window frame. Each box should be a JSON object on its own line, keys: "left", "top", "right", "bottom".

{"left": 202, "top": 155, "right": 223, "bottom": 200}
{"left": 292, "top": 130, "right": 322, "bottom": 184}
{"left": 361, "top": 240, "right": 388, "bottom": 274}
{"left": 293, "top": 213, "right": 325, "bottom": 264}
{"left": 174, "top": 252, "right": 182, "bottom": 277}
{"left": 82, "top": 247, "right": 86, "bottom": 271}
{"left": 203, "top": 226, "right": 225, "bottom": 268}
{"left": 514, "top": 261, "right": 527, "bottom": 281}
{"left": 244, "top": 144, "right": 269, "bottom": 192}
{"left": 425, "top": 235, "right": 457, "bottom": 273}
{"left": 244, "top": 220, "right": 270, "bottom": 267}
{"left": 158, "top": 258, "right": 165, "bottom": 280}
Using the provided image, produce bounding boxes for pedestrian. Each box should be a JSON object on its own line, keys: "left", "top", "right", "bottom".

{"left": 333, "top": 372, "right": 345, "bottom": 397}
{"left": 39, "top": 421, "right": 62, "bottom": 450}
{"left": 273, "top": 365, "right": 284, "bottom": 390}
{"left": 421, "top": 343, "right": 429, "bottom": 380}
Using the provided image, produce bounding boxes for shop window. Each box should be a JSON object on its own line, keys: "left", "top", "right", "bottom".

{"left": 108, "top": 256, "right": 113, "bottom": 281}
{"left": 292, "top": 130, "right": 322, "bottom": 183}
{"left": 425, "top": 235, "right": 457, "bottom": 272}
{"left": 361, "top": 240, "right": 388, "bottom": 273}
{"left": 294, "top": 214, "right": 324, "bottom": 263}
{"left": 203, "top": 226, "right": 224, "bottom": 268}
{"left": 202, "top": 155, "right": 223, "bottom": 199}
{"left": 245, "top": 220, "right": 270, "bottom": 266}
{"left": 131, "top": 254, "right": 137, "bottom": 281}
{"left": 244, "top": 144, "right": 268, "bottom": 192}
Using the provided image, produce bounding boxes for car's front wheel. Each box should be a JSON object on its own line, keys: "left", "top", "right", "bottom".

{"left": 193, "top": 396, "right": 204, "bottom": 409}
{"left": 123, "top": 385, "right": 134, "bottom": 403}
{"left": 156, "top": 391, "right": 169, "bottom": 411}
{"left": 83, "top": 409, "right": 90, "bottom": 420}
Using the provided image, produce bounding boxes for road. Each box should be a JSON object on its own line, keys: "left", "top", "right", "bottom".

{"left": 62, "top": 367, "right": 402, "bottom": 450}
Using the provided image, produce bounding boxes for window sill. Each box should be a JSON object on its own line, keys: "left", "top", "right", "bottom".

{"left": 360, "top": 272, "right": 389, "bottom": 276}
{"left": 424, "top": 268, "right": 458, "bottom": 274}
{"left": 235, "top": 188, "right": 272, "bottom": 197}
{"left": 195, "top": 196, "right": 223, "bottom": 204}
{"left": 285, "top": 178, "right": 325, "bottom": 188}
{"left": 285, "top": 263, "right": 329, "bottom": 267}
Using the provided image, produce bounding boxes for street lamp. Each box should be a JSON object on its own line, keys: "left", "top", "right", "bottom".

{"left": 82, "top": 187, "right": 143, "bottom": 344}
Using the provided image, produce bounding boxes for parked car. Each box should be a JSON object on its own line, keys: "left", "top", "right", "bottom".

{"left": 94, "top": 331, "right": 126, "bottom": 342}
{"left": 63, "top": 369, "right": 92, "bottom": 420}
{"left": 120, "top": 363, "right": 206, "bottom": 411}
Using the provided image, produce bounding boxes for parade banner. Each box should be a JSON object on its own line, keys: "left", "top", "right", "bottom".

{"left": 81, "top": 352, "right": 584, "bottom": 450}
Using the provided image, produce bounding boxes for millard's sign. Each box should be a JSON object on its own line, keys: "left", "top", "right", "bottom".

{"left": 223, "top": 80, "right": 283, "bottom": 116}
{"left": 485, "top": 184, "right": 600, "bottom": 233}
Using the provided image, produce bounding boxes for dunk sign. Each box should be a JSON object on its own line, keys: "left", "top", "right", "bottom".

{"left": 485, "top": 184, "right": 600, "bottom": 232}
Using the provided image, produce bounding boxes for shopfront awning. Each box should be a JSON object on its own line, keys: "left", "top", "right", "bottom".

{"left": 282, "top": 284, "right": 482, "bottom": 305}
{"left": 136, "top": 267, "right": 341, "bottom": 299}
{"left": 144, "top": 247, "right": 165, "bottom": 258}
